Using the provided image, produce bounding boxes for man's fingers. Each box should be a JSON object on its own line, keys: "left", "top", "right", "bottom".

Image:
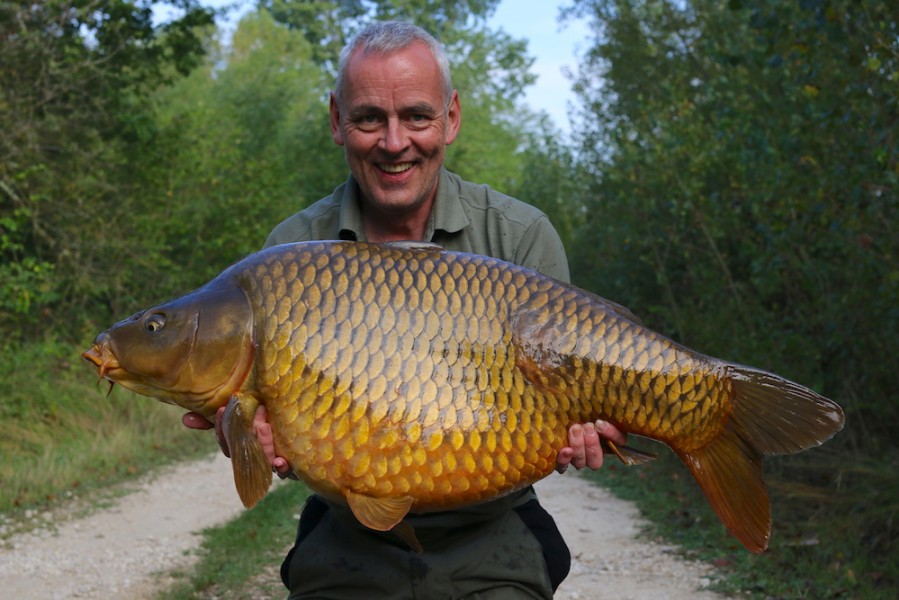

{"left": 582, "top": 422, "right": 604, "bottom": 469}
{"left": 555, "top": 448, "right": 573, "bottom": 473}
{"left": 253, "top": 405, "right": 279, "bottom": 465}
{"left": 595, "top": 419, "right": 627, "bottom": 445}
{"left": 568, "top": 424, "right": 586, "bottom": 468}
{"left": 181, "top": 412, "right": 214, "bottom": 430}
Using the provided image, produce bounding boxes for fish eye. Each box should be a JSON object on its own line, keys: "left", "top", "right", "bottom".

{"left": 144, "top": 313, "right": 166, "bottom": 333}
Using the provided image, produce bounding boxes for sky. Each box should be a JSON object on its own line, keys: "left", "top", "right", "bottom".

{"left": 485, "top": 1, "right": 589, "bottom": 136}
{"left": 182, "top": 1, "right": 590, "bottom": 134}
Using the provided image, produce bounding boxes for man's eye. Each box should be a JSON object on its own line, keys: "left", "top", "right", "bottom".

{"left": 354, "top": 114, "right": 380, "bottom": 126}
{"left": 408, "top": 114, "right": 431, "bottom": 129}
{"left": 353, "top": 114, "right": 381, "bottom": 131}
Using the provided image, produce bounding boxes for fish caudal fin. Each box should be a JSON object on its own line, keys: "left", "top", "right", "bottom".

{"left": 726, "top": 365, "right": 845, "bottom": 456}
{"left": 222, "top": 394, "right": 272, "bottom": 508}
{"left": 678, "top": 365, "right": 844, "bottom": 553}
{"left": 676, "top": 426, "right": 769, "bottom": 552}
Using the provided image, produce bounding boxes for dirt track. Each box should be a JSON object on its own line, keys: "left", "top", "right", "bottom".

{"left": 0, "top": 453, "right": 723, "bottom": 599}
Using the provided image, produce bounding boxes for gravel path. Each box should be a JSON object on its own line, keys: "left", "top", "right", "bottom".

{"left": 535, "top": 475, "right": 723, "bottom": 600}
{"left": 0, "top": 455, "right": 723, "bottom": 599}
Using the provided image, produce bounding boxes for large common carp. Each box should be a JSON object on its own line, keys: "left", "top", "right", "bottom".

{"left": 83, "top": 241, "right": 844, "bottom": 553}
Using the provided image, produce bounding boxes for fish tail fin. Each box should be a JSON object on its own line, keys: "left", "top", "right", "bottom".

{"left": 726, "top": 365, "right": 845, "bottom": 456}
{"left": 676, "top": 426, "right": 770, "bottom": 552}
{"left": 676, "top": 365, "right": 845, "bottom": 553}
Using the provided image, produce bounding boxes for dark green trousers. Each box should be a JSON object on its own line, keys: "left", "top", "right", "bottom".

{"left": 281, "top": 490, "right": 568, "bottom": 599}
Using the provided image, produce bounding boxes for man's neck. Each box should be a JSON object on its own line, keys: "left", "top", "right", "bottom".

{"left": 361, "top": 197, "right": 435, "bottom": 243}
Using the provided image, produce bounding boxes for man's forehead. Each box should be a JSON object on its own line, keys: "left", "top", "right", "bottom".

{"left": 342, "top": 45, "right": 444, "bottom": 109}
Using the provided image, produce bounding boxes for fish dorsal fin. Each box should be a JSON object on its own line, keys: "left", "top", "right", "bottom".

{"left": 223, "top": 393, "right": 272, "bottom": 508}
{"left": 345, "top": 491, "right": 413, "bottom": 531}
{"left": 595, "top": 296, "right": 645, "bottom": 326}
{"left": 382, "top": 240, "right": 444, "bottom": 253}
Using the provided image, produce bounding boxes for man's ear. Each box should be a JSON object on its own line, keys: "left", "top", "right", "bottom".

{"left": 444, "top": 90, "right": 461, "bottom": 145}
{"left": 329, "top": 92, "right": 344, "bottom": 146}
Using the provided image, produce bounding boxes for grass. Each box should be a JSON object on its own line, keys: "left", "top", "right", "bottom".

{"left": 157, "top": 482, "right": 310, "bottom": 600}
{"left": 581, "top": 438, "right": 899, "bottom": 599}
{"left": 0, "top": 339, "right": 215, "bottom": 531}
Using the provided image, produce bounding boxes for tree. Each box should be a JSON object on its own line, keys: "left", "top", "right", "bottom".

{"left": 141, "top": 8, "right": 341, "bottom": 292}
{"left": 566, "top": 0, "right": 899, "bottom": 440}
{"left": 0, "top": 0, "right": 214, "bottom": 339}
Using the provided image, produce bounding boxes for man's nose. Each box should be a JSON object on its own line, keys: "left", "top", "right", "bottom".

{"left": 380, "top": 117, "right": 409, "bottom": 153}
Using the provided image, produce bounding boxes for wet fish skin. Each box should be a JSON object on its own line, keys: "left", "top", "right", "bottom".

{"left": 83, "top": 241, "right": 845, "bottom": 553}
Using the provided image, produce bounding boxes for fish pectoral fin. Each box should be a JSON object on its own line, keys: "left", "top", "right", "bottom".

{"left": 222, "top": 394, "right": 272, "bottom": 509}
{"left": 603, "top": 439, "right": 658, "bottom": 466}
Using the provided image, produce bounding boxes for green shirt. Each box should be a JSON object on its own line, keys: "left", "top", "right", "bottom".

{"left": 272, "top": 169, "right": 568, "bottom": 598}
{"left": 264, "top": 168, "right": 570, "bottom": 283}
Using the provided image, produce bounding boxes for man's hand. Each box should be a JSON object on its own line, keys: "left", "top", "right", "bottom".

{"left": 182, "top": 407, "right": 294, "bottom": 478}
{"left": 555, "top": 420, "right": 627, "bottom": 474}
{"left": 185, "top": 408, "right": 624, "bottom": 477}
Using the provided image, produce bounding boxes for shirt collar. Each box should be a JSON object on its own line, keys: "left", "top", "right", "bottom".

{"left": 336, "top": 168, "right": 470, "bottom": 242}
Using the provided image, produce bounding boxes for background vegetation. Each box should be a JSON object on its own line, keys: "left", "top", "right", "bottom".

{"left": 1, "top": 0, "right": 896, "bottom": 597}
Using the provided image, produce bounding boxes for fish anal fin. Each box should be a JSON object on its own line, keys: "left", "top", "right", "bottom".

{"left": 391, "top": 520, "right": 424, "bottom": 553}
{"left": 603, "top": 439, "right": 658, "bottom": 466}
{"left": 677, "top": 425, "right": 770, "bottom": 553}
{"left": 222, "top": 394, "right": 272, "bottom": 509}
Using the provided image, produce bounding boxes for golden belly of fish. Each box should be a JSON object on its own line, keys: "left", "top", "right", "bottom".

{"left": 83, "top": 241, "right": 844, "bottom": 553}
{"left": 251, "top": 244, "right": 707, "bottom": 503}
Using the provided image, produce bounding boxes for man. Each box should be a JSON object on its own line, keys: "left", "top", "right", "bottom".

{"left": 184, "top": 21, "right": 626, "bottom": 599}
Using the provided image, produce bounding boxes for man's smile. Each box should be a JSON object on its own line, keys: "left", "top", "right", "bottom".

{"left": 379, "top": 162, "right": 414, "bottom": 174}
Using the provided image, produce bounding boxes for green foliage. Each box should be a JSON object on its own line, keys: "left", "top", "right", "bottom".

{"left": 566, "top": 0, "right": 899, "bottom": 590}
{"left": 261, "top": 0, "right": 502, "bottom": 66}
{"left": 0, "top": 1, "right": 215, "bottom": 342}
{"left": 585, "top": 448, "right": 898, "bottom": 598}
{"left": 0, "top": 197, "right": 56, "bottom": 330}
{"left": 0, "top": 339, "right": 213, "bottom": 516}
{"left": 138, "top": 9, "right": 343, "bottom": 295}
{"left": 505, "top": 115, "right": 591, "bottom": 251}
{"left": 567, "top": 0, "right": 898, "bottom": 438}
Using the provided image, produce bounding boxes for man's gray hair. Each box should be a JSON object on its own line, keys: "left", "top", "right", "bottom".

{"left": 334, "top": 21, "right": 453, "bottom": 106}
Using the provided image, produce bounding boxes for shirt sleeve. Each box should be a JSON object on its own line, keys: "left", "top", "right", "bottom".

{"left": 513, "top": 215, "right": 571, "bottom": 284}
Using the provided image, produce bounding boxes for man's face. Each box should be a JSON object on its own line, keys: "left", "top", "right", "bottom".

{"left": 330, "top": 42, "right": 461, "bottom": 218}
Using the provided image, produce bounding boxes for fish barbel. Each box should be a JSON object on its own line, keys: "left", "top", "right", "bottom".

{"left": 82, "top": 241, "right": 844, "bottom": 553}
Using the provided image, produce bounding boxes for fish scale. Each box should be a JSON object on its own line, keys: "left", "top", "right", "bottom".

{"left": 243, "top": 243, "right": 704, "bottom": 508}
{"left": 83, "top": 240, "right": 844, "bottom": 553}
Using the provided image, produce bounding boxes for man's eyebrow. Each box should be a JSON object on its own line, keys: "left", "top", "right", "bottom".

{"left": 347, "top": 104, "right": 384, "bottom": 117}
{"left": 402, "top": 102, "right": 440, "bottom": 115}
{"left": 347, "top": 102, "right": 440, "bottom": 117}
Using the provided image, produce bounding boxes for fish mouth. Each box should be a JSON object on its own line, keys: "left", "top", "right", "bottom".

{"left": 82, "top": 336, "right": 122, "bottom": 384}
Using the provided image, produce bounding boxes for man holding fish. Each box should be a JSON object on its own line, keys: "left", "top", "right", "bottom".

{"left": 85, "top": 17, "right": 843, "bottom": 600}
{"left": 183, "top": 20, "right": 626, "bottom": 599}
